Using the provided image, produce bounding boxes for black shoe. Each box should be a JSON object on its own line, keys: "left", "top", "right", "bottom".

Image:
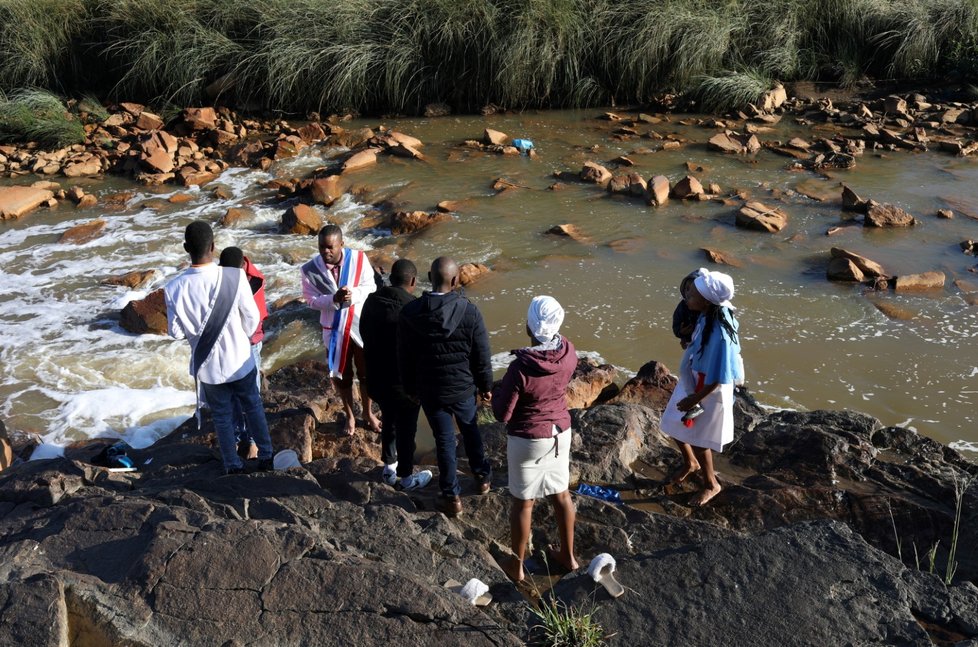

{"left": 256, "top": 458, "right": 274, "bottom": 472}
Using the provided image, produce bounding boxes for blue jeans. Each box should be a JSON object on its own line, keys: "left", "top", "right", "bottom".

{"left": 201, "top": 366, "right": 273, "bottom": 471}
{"left": 421, "top": 395, "right": 491, "bottom": 497}
{"left": 231, "top": 342, "right": 262, "bottom": 444}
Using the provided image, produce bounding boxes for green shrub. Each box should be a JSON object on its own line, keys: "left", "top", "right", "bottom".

{"left": 530, "top": 597, "right": 606, "bottom": 647}
{"left": 0, "top": 89, "right": 86, "bottom": 147}
{"left": 689, "top": 70, "right": 773, "bottom": 113}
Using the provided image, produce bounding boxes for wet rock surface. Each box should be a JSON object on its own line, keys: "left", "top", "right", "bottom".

{"left": 0, "top": 355, "right": 976, "bottom": 645}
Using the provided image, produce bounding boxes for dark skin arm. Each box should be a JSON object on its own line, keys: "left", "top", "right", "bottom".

{"left": 677, "top": 383, "right": 720, "bottom": 411}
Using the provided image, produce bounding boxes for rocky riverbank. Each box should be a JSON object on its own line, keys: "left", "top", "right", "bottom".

{"left": 0, "top": 357, "right": 975, "bottom": 646}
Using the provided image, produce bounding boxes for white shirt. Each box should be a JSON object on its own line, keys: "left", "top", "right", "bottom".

{"left": 164, "top": 263, "right": 258, "bottom": 384}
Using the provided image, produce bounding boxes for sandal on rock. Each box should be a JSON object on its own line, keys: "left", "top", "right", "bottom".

{"left": 587, "top": 553, "right": 624, "bottom": 598}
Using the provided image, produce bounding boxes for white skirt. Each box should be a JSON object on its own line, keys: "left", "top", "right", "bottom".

{"left": 659, "top": 347, "right": 735, "bottom": 452}
{"left": 507, "top": 427, "right": 571, "bottom": 500}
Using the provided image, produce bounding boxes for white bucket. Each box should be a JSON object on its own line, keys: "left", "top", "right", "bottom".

{"left": 272, "top": 449, "right": 301, "bottom": 470}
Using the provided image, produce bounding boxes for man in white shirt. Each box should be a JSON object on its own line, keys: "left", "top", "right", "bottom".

{"left": 164, "top": 221, "right": 274, "bottom": 474}
{"left": 301, "top": 224, "right": 380, "bottom": 436}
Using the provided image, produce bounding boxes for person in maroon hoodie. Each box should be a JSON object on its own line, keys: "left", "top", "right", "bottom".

{"left": 220, "top": 247, "right": 268, "bottom": 460}
{"left": 492, "top": 296, "right": 579, "bottom": 583}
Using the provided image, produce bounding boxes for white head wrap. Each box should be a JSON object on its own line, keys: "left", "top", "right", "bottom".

{"left": 693, "top": 271, "right": 736, "bottom": 310}
{"left": 527, "top": 295, "right": 564, "bottom": 343}
{"left": 680, "top": 267, "right": 709, "bottom": 297}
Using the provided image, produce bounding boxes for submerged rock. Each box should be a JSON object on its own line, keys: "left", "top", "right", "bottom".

{"left": 119, "top": 288, "right": 167, "bottom": 334}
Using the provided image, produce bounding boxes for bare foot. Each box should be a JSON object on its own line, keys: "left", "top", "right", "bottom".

{"left": 366, "top": 414, "right": 382, "bottom": 434}
{"left": 501, "top": 555, "right": 525, "bottom": 583}
{"left": 545, "top": 544, "right": 579, "bottom": 573}
{"left": 667, "top": 461, "right": 700, "bottom": 485}
{"left": 691, "top": 483, "right": 722, "bottom": 507}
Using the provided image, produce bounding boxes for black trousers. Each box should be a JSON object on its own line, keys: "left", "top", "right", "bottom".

{"left": 374, "top": 393, "right": 420, "bottom": 472}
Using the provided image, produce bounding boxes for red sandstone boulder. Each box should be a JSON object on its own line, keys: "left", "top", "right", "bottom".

{"left": 458, "top": 263, "right": 490, "bottom": 286}
{"left": 483, "top": 129, "right": 508, "bottom": 146}
{"left": 565, "top": 359, "right": 618, "bottom": 409}
{"left": 389, "top": 210, "right": 450, "bottom": 235}
{"left": 737, "top": 201, "right": 788, "bottom": 232}
{"left": 342, "top": 149, "right": 379, "bottom": 174}
{"left": 827, "top": 258, "right": 865, "bottom": 282}
{"left": 310, "top": 176, "right": 348, "bottom": 206}
{"left": 281, "top": 204, "right": 321, "bottom": 235}
{"left": 709, "top": 131, "right": 761, "bottom": 155}
{"left": 59, "top": 219, "right": 106, "bottom": 245}
{"left": 0, "top": 186, "right": 54, "bottom": 219}
{"left": 183, "top": 107, "right": 218, "bottom": 131}
{"left": 830, "top": 248, "right": 887, "bottom": 278}
{"left": 545, "top": 223, "right": 588, "bottom": 242}
{"left": 894, "top": 271, "right": 945, "bottom": 292}
{"left": 608, "top": 360, "right": 677, "bottom": 411}
{"left": 135, "top": 112, "right": 164, "bottom": 131}
{"left": 100, "top": 270, "right": 157, "bottom": 289}
{"left": 865, "top": 204, "right": 916, "bottom": 228}
{"left": 220, "top": 208, "right": 251, "bottom": 227}
{"left": 672, "top": 176, "right": 704, "bottom": 200}
{"left": 581, "top": 161, "right": 613, "bottom": 186}
{"left": 646, "top": 175, "right": 670, "bottom": 206}
{"left": 120, "top": 289, "right": 167, "bottom": 335}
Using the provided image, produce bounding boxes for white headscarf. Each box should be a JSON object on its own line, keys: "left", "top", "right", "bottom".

{"left": 527, "top": 295, "right": 564, "bottom": 343}
{"left": 694, "top": 271, "right": 736, "bottom": 310}
{"left": 680, "top": 267, "right": 709, "bottom": 297}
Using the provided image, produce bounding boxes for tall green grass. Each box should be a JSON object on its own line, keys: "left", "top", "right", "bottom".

{"left": 0, "top": 0, "right": 976, "bottom": 114}
{"left": 0, "top": 89, "right": 86, "bottom": 147}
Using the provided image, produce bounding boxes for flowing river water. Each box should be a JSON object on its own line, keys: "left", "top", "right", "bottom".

{"left": 1, "top": 109, "right": 977, "bottom": 458}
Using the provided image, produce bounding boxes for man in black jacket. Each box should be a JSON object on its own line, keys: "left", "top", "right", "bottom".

{"left": 398, "top": 257, "right": 493, "bottom": 516}
{"left": 360, "top": 259, "right": 432, "bottom": 491}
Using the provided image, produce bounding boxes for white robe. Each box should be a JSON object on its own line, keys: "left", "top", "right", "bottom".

{"left": 660, "top": 343, "right": 736, "bottom": 452}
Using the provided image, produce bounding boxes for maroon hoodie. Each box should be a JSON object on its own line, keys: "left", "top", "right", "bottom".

{"left": 492, "top": 336, "right": 577, "bottom": 439}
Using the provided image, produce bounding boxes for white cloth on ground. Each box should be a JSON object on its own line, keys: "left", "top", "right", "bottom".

{"left": 507, "top": 426, "right": 571, "bottom": 499}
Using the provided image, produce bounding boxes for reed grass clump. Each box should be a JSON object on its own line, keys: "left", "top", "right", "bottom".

{"left": 0, "top": 89, "right": 85, "bottom": 147}
{"left": 690, "top": 71, "right": 773, "bottom": 113}
{"left": 0, "top": 0, "right": 977, "bottom": 114}
{"left": 530, "top": 597, "right": 606, "bottom": 647}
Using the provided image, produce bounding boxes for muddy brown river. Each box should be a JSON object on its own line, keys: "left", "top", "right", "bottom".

{"left": 1, "top": 109, "right": 976, "bottom": 458}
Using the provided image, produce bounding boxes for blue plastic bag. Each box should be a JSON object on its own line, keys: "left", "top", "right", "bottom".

{"left": 512, "top": 138, "right": 534, "bottom": 154}
{"left": 576, "top": 483, "right": 623, "bottom": 504}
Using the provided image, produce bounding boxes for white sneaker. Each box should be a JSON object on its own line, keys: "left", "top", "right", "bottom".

{"left": 397, "top": 470, "right": 433, "bottom": 491}
{"left": 381, "top": 462, "right": 398, "bottom": 486}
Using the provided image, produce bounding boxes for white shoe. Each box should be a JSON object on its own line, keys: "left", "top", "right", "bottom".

{"left": 382, "top": 462, "right": 398, "bottom": 486}
{"left": 397, "top": 470, "right": 433, "bottom": 491}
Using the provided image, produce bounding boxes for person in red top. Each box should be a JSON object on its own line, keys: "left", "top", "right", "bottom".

{"left": 492, "top": 296, "right": 579, "bottom": 583}
{"left": 220, "top": 247, "right": 268, "bottom": 459}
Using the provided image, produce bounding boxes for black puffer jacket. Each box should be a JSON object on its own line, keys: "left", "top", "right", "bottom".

{"left": 398, "top": 290, "right": 492, "bottom": 405}
{"left": 360, "top": 285, "right": 415, "bottom": 402}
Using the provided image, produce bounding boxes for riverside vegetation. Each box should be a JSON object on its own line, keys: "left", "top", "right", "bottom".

{"left": 1, "top": 0, "right": 978, "bottom": 115}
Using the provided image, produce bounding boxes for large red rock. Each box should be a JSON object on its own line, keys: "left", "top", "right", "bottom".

{"left": 177, "top": 166, "right": 217, "bottom": 187}
{"left": 310, "top": 176, "right": 348, "bottom": 206}
{"left": 135, "top": 112, "right": 164, "bottom": 130}
{"left": 646, "top": 175, "right": 670, "bottom": 206}
{"left": 737, "top": 201, "right": 788, "bottom": 232}
{"left": 894, "top": 272, "right": 945, "bottom": 292}
{"left": 580, "top": 161, "right": 612, "bottom": 186}
{"left": 388, "top": 131, "right": 423, "bottom": 149}
{"left": 565, "top": 359, "right": 618, "bottom": 409}
{"left": 865, "top": 204, "right": 916, "bottom": 228}
{"left": 342, "top": 149, "right": 379, "bottom": 173}
{"left": 120, "top": 289, "right": 167, "bottom": 335}
{"left": 62, "top": 158, "right": 103, "bottom": 177}
{"left": 389, "top": 210, "right": 450, "bottom": 235}
{"left": 608, "top": 360, "right": 677, "bottom": 411}
{"left": 458, "top": 263, "right": 490, "bottom": 286}
{"left": 842, "top": 185, "right": 872, "bottom": 213}
{"left": 709, "top": 131, "right": 761, "bottom": 154}
{"left": 483, "top": 129, "right": 508, "bottom": 146}
{"left": 59, "top": 219, "right": 106, "bottom": 244}
{"left": 100, "top": 270, "right": 157, "bottom": 289}
{"left": 183, "top": 107, "right": 218, "bottom": 131}
{"left": 827, "top": 257, "right": 865, "bottom": 282}
{"left": 0, "top": 186, "right": 54, "bottom": 219}
{"left": 830, "top": 248, "right": 887, "bottom": 278}
{"left": 220, "top": 208, "right": 251, "bottom": 227}
{"left": 672, "top": 175, "right": 704, "bottom": 200}
{"left": 281, "top": 204, "right": 322, "bottom": 235}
